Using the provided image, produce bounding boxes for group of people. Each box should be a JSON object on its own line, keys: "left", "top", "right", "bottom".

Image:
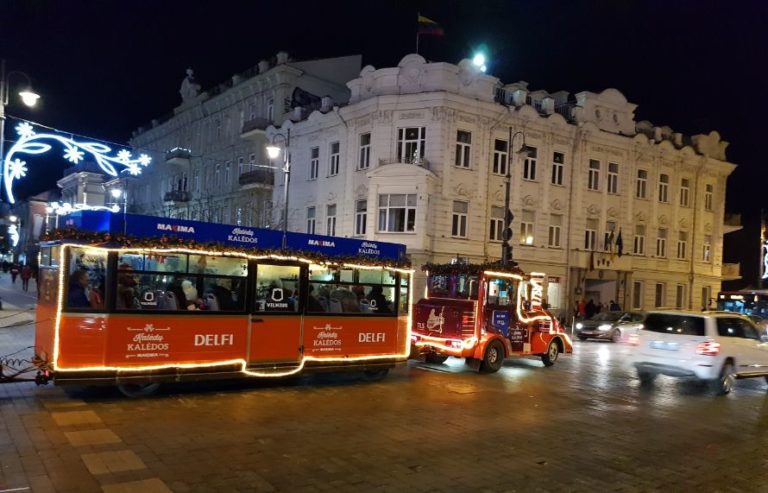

{"left": 575, "top": 298, "right": 621, "bottom": 319}
{"left": 2, "top": 261, "right": 36, "bottom": 292}
{"left": 307, "top": 284, "right": 392, "bottom": 314}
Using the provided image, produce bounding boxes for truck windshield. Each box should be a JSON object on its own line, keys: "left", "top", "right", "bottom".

{"left": 485, "top": 278, "right": 517, "bottom": 307}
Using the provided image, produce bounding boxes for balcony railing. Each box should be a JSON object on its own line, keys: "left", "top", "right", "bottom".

{"left": 724, "top": 213, "right": 743, "bottom": 234}
{"left": 163, "top": 190, "right": 191, "bottom": 203}
{"left": 240, "top": 117, "right": 272, "bottom": 138}
{"left": 378, "top": 156, "right": 430, "bottom": 170}
{"left": 238, "top": 169, "right": 275, "bottom": 187}
{"left": 165, "top": 147, "right": 192, "bottom": 165}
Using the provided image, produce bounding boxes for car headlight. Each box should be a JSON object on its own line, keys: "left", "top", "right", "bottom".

{"left": 598, "top": 324, "right": 612, "bottom": 331}
{"left": 576, "top": 323, "right": 583, "bottom": 330}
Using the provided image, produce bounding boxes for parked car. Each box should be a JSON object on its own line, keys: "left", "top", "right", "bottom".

{"left": 630, "top": 311, "right": 768, "bottom": 394}
{"left": 575, "top": 311, "right": 645, "bottom": 343}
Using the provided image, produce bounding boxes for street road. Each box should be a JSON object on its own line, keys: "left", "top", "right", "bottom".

{"left": 2, "top": 329, "right": 768, "bottom": 492}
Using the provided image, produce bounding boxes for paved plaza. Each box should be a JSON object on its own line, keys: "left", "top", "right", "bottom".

{"left": 1, "top": 274, "right": 768, "bottom": 492}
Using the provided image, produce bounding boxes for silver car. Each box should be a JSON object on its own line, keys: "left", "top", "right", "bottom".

{"left": 576, "top": 311, "right": 645, "bottom": 343}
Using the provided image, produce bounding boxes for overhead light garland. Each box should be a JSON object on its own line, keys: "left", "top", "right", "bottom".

{"left": 422, "top": 261, "right": 522, "bottom": 276}
{"left": 2, "top": 121, "right": 152, "bottom": 204}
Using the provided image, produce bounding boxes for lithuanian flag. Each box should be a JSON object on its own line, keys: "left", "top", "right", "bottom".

{"left": 417, "top": 14, "right": 445, "bottom": 36}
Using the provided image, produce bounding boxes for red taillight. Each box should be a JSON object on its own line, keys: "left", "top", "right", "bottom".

{"left": 696, "top": 341, "right": 720, "bottom": 356}
{"left": 628, "top": 334, "right": 640, "bottom": 346}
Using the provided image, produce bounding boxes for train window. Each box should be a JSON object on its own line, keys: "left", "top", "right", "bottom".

{"left": 189, "top": 254, "right": 248, "bottom": 277}
{"left": 307, "top": 282, "right": 395, "bottom": 314}
{"left": 118, "top": 253, "right": 144, "bottom": 271}
{"left": 65, "top": 247, "right": 107, "bottom": 311}
{"left": 144, "top": 254, "right": 188, "bottom": 273}
{"left": 254, "top": 264, "right": 300, "bottom": 313}
{"left": 399, "top": 275, "right": 410, "bottom": 314}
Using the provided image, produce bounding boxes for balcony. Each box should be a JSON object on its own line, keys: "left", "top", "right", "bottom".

{"left": 240, "top": 117, "right": 272, "bottom": 140}
{"left": 722, "top": 262, "right": 741, "bottom": 280}
{"left": 724, "top": 213, "right": 743, "bottom": 234}
{"left": 163, "top": 190, "right": 191, "bottom": 204}
{"left": 165, "top": 147, "right": 192, "bottom": 166}
{"left": 378, "top": 156, "right": 430, "bottom": 170}
{"left": 238, "top": 168, "right": 275, "bottom": 189}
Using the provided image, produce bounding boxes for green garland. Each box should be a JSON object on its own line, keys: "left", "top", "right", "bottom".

{"left": 422, "top": 261, "right": 522, "bottom": 276}
{"left": 41, "top": 228, "right": 412, "bottom": 269}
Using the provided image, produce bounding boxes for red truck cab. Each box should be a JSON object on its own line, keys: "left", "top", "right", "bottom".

{"left": 411, "top": 262, "right": 573, "bottom": 372}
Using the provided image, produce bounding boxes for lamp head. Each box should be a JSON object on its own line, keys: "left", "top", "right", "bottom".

{"left": 45, "top": 206, "right": 54, "bottom": 214}
{"left": 9, "top": 215, "right": 18, "bottom": 223}
{"left": 19, "top": 90, "right": 40, "bottom": 107}
{"left": 266, "top": 144, "right": 281, "bottom": 160}
{"left": 111, "top": 188, "right": 123, "bottom": 199}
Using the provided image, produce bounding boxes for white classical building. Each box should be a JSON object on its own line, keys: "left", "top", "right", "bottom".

{"left": 125, "top": 52, "right": 362, "bottom": 227}
{"left": 262, "top": 54, "right": 740, "bottom": 316}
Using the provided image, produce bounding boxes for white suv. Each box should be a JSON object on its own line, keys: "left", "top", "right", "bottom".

{"left": 630, "top": 311, "right": 768, "bottom": 394}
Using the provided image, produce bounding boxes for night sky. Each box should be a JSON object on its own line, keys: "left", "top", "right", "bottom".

{"left": 2, "top": 0, "right": 766, "bottom": 287}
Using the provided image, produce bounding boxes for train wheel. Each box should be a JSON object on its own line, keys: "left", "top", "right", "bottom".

{"left": 117, "top": 382, "right": 161, "bottom": 398}
{"left": 541, "top": 340, "right": 560, "bottom": 367}
{"left": 479, "top": 340, "right": 505, "bottom": 373}
{"left": 424, "top": 353, "right": 449, "bottom": 364}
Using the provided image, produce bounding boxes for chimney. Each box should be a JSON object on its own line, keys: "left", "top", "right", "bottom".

{"left": 673, "top": 132, "right": 684, "bottom": 147}
{"left": 541, "top": 97, "right": 555, "bottom": 115}
{"left": 653, "top": 127, "right": 663, "bottom": 142}
{"left": 258, "top": 60, "right": 270, "bottom": 74}
{"left": 276, "top": 51, "right": 289, "bottom": 65}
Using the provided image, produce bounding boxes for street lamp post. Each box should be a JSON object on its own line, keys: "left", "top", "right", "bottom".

{"left": 265, "top": 129, "right": 291, "bottom": 250}
{"left": 0, "top": 60, "right": 40, "bottom": 203}
{"left": 110, "top": 188, "right": 127, "bottom": 234}
{"left": 45, "top": 205, "right": 54, "bottom": 234}
{"left": 501, "top": 129, "right": 527, "bottom": 267}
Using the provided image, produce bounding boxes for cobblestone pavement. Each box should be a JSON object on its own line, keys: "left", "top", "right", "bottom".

{"left": 2, "top": 275, "right": 768, "bottom": 492}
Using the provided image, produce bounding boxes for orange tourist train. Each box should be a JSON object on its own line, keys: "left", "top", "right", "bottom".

{"left": 34, "top": 211, "right": 412, "bottom": 396}
{"left": 410, "top": 261, "right": 573, "bottom": 372}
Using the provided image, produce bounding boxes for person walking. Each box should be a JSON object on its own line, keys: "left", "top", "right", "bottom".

{"left": 10, "top": 264, "right": 20, "bottom": 284}
{"left": 20, "top": 264, "right": 32, "bottom": 292}
{"left": 585, "top": 299, "right": 596, "bottom": 319}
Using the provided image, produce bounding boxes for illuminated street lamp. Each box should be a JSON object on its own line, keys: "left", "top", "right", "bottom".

{"left": 472, "top": 52, "right": 487, "bottom": 73}
{"left": 501, "top": 130, "right": 527, "bottom": 266}
{"left": 265, "top": 129, "right": 291, "bottom": 249}
{"left": 110, "top": 188, "right": 128, "bottom": 234}
{"left": 45, "top": 205, "right": 54, "bottom": 233}
{"left": 1, "top": 59, "right": 40, "bottom": 203}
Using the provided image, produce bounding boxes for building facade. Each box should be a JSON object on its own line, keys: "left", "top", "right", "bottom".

{"left": 127, "top": 52, "right": 362, "bottom": 228}
{"left": 263, "top": 54, "right": 739, "bottom": 317}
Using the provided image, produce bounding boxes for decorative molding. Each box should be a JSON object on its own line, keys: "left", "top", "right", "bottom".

{"left": 522, "top": 195, "right": 536, "bottom": 207}
{"left": 398, "top": 111, "right": 424, "bottom": 120}
{"left": 635, "top": 211, "right": 646, "bottom": 222}
{"left": 658, "top": 214, "right": 667, "bottom": 225}
{"left": 607, "top": 207, "right": 618, "bottom": 218}
{"left": 704, "top": 222, "right": 712, "bottom": 233}
{"left": 550, "top": 199, "right": 562, "bottom": 211}
{"left": 587, "top": 204, "right": 600, "bottom": 216}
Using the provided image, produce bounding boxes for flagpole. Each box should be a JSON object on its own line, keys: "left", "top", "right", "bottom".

{"left": 415, "top": 11, "right": 420, "bottom": 54}
{"left": 416, "top": 32, "right": 420, "bottom": 54}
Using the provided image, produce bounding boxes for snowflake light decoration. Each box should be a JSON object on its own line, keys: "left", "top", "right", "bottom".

{"left": 1, "top": 122, "right": 153, "bottom": 204}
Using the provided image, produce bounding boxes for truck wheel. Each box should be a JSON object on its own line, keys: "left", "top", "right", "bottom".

{"left": 711, "top": 361, "right": 736, "bottom": 395}
{"left": 480, "top": 340, "right": 505, "bottom": 373}
{"left": 117, "top": 383, "right": 161, "bottom": 398}
{"left": 424, "top": 353, "right": 449, "bottom": 364}
{"left": 541, "top": 340, "right": 559, "bottom": 367}
{"left": 637, "top": 370, "right": 657, "bottom": 385}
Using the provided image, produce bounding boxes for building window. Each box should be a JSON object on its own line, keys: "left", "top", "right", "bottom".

{"left": 326, "top": 204, "right": 337, "bottom": 236}
{"left": 378, "top": 194, "right": 416, "bottom": 232}
{"left": 658, "top": 174, "right": 669, "bottom": 203}
{"left": 215, "top": 164, "right": 221, "bottom": 186}
{"left": 607, "top": 162, "right": 619, "bottom": 194}
{"left": 680, "top": 178, "right": 690, "bottom": 207}
{"left": 636, "top": 169, "right": 648, "bottom": 199}
{"left": 655, "top": 283, "right": 665, "bottom": 308}
{"left": 551, "top": 152, "right": 564, "bottom": 185}
{"left": 603, "top": 221, "right": 617, "bottom": 251}
{"left": 225, "top": 162, "right": 231, "bottom": 185}
{"left": 355, "top": 200, "right": 367, "bottom": 236}
{"left": 677, "top": 231, "right": 688, "bottom": 259}
{"left": 455, "top": 130, "right": 472, "bottom": 168}
{"left": 523, "top": 146, "right": 537, "bottom": 181}
{"left": 705, "top": 184, "right": 714, "bottom": 211}
{"left": 306, "top": 207, "right": 316, "bottom": 234}
{"left": 329, "top": 142, "right": 340, "bottom": 176}
{"left": 520, "top": 210, "right": 534, "bottom": 245}
{"left": 358, "top": 133, "right": 371, "bottom": 170}
{"left": 702, "top": 286, "right": 712, "bottom": 310}
{"left": 397, "top": 127, "right": 426, "bottom": 163}
{"left": 633, "top": 224, "right": 646, "bottom": 255}
{"left": 489, "top": 206, "right": 504, "bottom": 241}
{"left": 587, "top": 159, "right": 600, "bottom": 191}
{"left": 632, "top": 281, "right": 643, "bottom": 310}
{"left": 585, "top": 218, "right": 598, "bottom": 250}
{"left": 309, "top": 147, "right": 319, "bottom": 180}
{"left": 548, "top": 214, "right": 562, "bottom": 248}
{"left": 656, "top": 228, "right": 667, "bottom": 258}
{"left": 238, "top": 156, "right": 245, "bottom": 175}
{"left": 703, "top": 234, "right": 712, "bottom": 262}
{"left": 267, "top": 99, "right": 274, "bottom": 121}
{"left": 492, "top": 139, "right": 508, "bottom": 175}
{"left": 451, "top": 201, "right": 468, "bottom": 237}
{"left": 675, "top": 284, "right": 686, "bottom": 310}
{"left": 194, "top": 171, "right": 200, "bottom": 193}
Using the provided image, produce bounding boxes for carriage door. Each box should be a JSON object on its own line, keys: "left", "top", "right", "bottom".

{"left": 249, "top": 263, "right": 303, "bottom": 365}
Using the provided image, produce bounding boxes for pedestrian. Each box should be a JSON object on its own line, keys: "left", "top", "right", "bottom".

{"left": 609, "top": 299, "right": 620, "bottom": 311}
{"left": 21, "top": 264, "right": 32, "bottom": 292}
{"left": 578, "top": 298, "right": 587, "bottom": 319}
{"left": 10, "top": 264, "right": 20, "bottom": 284}
{"left": 585, "top": 299, "right": 596, "bottom": 319}
{"left": 1, "top": 260, "right": 8, "bottom": 273}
